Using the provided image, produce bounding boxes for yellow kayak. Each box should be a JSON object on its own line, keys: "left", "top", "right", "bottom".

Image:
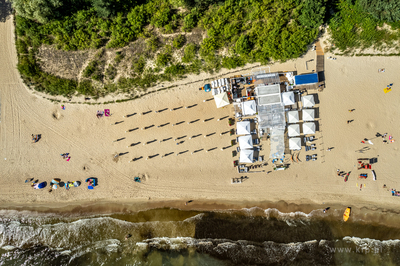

{"left": 343, "top": 207, "right": 351, "bottom": 222}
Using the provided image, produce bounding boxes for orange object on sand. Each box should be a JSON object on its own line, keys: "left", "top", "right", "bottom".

{"left": 343, "top": 207, "right": 351, "bottom": 222}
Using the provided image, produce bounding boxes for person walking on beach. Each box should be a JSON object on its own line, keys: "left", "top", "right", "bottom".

{"left": 323, "top": 207, "right": 330, "bottom": 213}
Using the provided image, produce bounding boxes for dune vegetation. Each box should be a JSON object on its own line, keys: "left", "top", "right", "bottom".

{"left": 11, "top": 0, "right": 400, "bottom": 98}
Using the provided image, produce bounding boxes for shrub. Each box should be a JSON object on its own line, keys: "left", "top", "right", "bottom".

{"left": 105, "top": 64, "right": 117, "bottom": 80}
{"left": 235, "top": 34, "right": 251, "bottom": 55}
{"left": 222, "top": 55, "right": 245, "bottom": 69}
{"left": 183, "top": 12, "right": 197, "bottom": 32}
{"left": 146, "top": 36, "right": 159, "bottom": 52}
{"left": 77, "top": 80, "right": 96, "bottom": 96}
{"left": 132, "top": 56, "right": 146, "bottom": 74}
{"left": 299, "top": 0, "right": 327, "bottom": 28}
{"left": 82, "top": 61, "right": 98, "bottom": 78}
{"left": 172, "top": 34, "right": 186, "bottom": 48}
{"left": 182, "top": 43, "right": 197, "bottom": 62}
{"left": 358, "top": 0, "right": 400, "bottom": 22}
{"left": 156, "top": 52, "right": 172, "bottom": 67}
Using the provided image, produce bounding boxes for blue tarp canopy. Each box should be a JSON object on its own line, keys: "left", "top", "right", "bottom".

{"left": 204, "top": 84, "right": 211, "bottom": 92}
{"left": 294, "top": 73, "right": 318, "bottom": 85}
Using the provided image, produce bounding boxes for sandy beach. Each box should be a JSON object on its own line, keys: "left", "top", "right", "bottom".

{"left": 1, "top": 15, "right": 400, "bottom": 214}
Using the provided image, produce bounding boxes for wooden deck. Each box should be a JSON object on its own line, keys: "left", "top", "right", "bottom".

{"left": 315, "top": 41, "right": 324, "bottom": 73}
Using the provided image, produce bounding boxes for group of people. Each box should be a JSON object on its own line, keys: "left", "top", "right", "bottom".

{"left": 61, "top": 153, "right": 71, "bottom": 161}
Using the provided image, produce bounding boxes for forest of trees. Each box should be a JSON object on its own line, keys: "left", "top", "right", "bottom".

{"left": 11, "top": 0, "right": 400, "bottom": 97}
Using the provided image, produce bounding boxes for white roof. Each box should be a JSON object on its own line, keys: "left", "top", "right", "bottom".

{"left": 256, "top": 84, "right": 280, "bottom": 96}
{"left": 288, "top": 124, "right": 300, "bottom": 137}
{"left": 237, "top": 121, "right": 251, "bottom": 135}
{"left": 242, "top": 100, "right": 257, "bottom": 116}
{"left": 289, "top": 137, "right": 301, "bottom": 150}
{"left": 287, "top": 111, "right": 299, "bottom": 123}
{"left": 302, "top": 95, "right": 315, "bottom": 108}
{"left": 214, "top": 92, "right": 230, "bottom": 108}
{"left": 302, "top": 109, "right": 315, "bottom": 121}
{"left": 303, "top": 122, "right": 316, "bottom": 134}
{"left": 238, "top": 135, "right": 253, "bottom": 150}
{"left": 239, "top": 149, "right": 254, "bottom": 163}
{"left": 281, "top": 91, "right": 295, "bottom": 106}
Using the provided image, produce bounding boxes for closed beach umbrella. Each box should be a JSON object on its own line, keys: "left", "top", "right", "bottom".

{"left": 289, "top": 137, "right": 302, "bottom": 150}
{"left": 302, "top": 109, "right": 315, "bottom": 121}
{"left": 287, "top": 111, "right": 299, "bottom": 123}
{"left": 214, "top": 92, "right": 230, "bottom": 108}
{"left": 303, "top": 122, "right": 316, "bottom": 134}
{"left": 281, "top": 91, "right": 295, "bottom": 105}
{"left": 236, "top": 121, "right": 251, "bottom": 135}
{"left": 238, "top": 135, "right": 253, "bottom": 150}
{"left": 302, "top": 95, "right": 315, "bottom": 108}
{"left": 288, "top": 124, "right": 300, "bottom": 137}
{"left": 239, "top": 149, "right": 254, "bottom": 163}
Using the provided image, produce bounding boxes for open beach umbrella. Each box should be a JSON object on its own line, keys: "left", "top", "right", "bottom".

{"left": 302, "top": 95, "right": 315, "bottom": 108}
{"left": 287, "top": 111, "right": 299, "bottom": 123}
{"left": 73, "top": 181, "right": 81, "bottom": 187}
{"left": 288, "top": 124, "right": 300, "bottom": 137}
{"left": 237, "top": 121, "right": 251, "bottom": 135}
{"left": 34, "top": 182, "right": 47, "bottom": 189}
{"left": 302, "top": 109, "right": 315, "bottom": 121}
{"left": 289, "top": 137, "right": 302, "bottom": 150}
{"left": 52, "top": 184, "right": 58, "bottom": 190}
{"left": 238, "top": 135, "right": 253, "bottom": 150}
{"left": 214, "top": 92, "right": 230, "bottom": 108}
{"left": 303, "top": 122, "right": 316, "bottom": 135}
{"left": 242, "top": 100, "right": 257, "bottom": 116}
{"left": 239, "top": 149, "right": 254, "bottom": 163}
{"left": 281, "top": 91, "right": 295, "bottom": 105}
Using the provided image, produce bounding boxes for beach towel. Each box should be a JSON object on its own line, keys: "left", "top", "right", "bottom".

{"left": 66, "top": 157, "right": 71, "bottom": 161}
{"left": 105, "top": 109, "right": 110, "bottom": 117}
{"left": 384, "top": 87, "right": 391, "bottom": 93}
{"left": 61, "top": 105, "right": 65, "bottom": 110}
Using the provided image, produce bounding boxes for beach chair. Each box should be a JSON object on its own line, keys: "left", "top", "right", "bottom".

{"left": 104, "top": 109, "right": 110, "bottom": 117}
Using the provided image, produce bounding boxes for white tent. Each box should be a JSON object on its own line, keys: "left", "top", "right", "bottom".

{"left": 238, "top": 135, "right": 253, "bottom": 150}
{"left": 302, "top": 95, "right": 315, "bottom": 108}
{"left": 303, "top": 122, "right": 316, "bottom": 135}
{"left": 289, "top": 137, "right": 301, "bottom": 150}
{"left": 281, "top": 91, "right": 295, "bottom": 106}
{"left": 288, "top": 124, "right": 300, "bottom": 137}
{"left": 242, "top": 100, "right": 257, "bottom": 116}
{"left": 302, "top": 109, "right": 315, "bottom": 121}
{"left": 214, "top": 92, "right": 230, "bottom": 108}
{"left": 239, "top": 149, "right": 254, "bottom": 163}
{"left": 287, "top": 111, "right": 299, "bottom": 123}
{"left": 237, "top": 121, "right": 251, "bottom": 135}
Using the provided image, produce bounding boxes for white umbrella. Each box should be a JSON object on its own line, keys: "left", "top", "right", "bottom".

{"left": 238, "top": 135, "right": 253, "bottom": 150}
{"left": 237, "top": 121, "right": 251, "bottom": 135}
{"left": 303, "top": 122, "right": 316, "bottom": 134}
{"left": 302, "top": 109, "right": 315, "bottom": 121}
{"left": 214, "top": 92, "right": 230, "bottom": 108}
{"left": 288, "top": 124, "right": 300, "bottom": 137}
{"left": 289, "top": 137, "right": 301, "bottom": 150}
{"left": 239, "top": 149, "right": 254, "bottom": 163}
{"left": 287, "top": 111, "right": 299, "bottom": 123}
{"left": 302, "top": 95, "right": 315, "bottom": 108}
{"left": 281, "top": 91, "right": 295, "bottom": 105}
{"left": 242, "top": 100, "right": 257, "bottom": 116}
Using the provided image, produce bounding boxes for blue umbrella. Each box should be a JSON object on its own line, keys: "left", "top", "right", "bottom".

{"left": 38, "top": 182, "right": 46, "bottom": 189}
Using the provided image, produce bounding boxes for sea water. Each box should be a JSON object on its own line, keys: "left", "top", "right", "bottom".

{"left": 0, "top": 207, "right": 400, "bottom": 265}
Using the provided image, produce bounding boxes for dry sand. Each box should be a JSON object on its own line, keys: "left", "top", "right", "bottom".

{"left": 1, "top": 15, "right": 400, "bottom": 213}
